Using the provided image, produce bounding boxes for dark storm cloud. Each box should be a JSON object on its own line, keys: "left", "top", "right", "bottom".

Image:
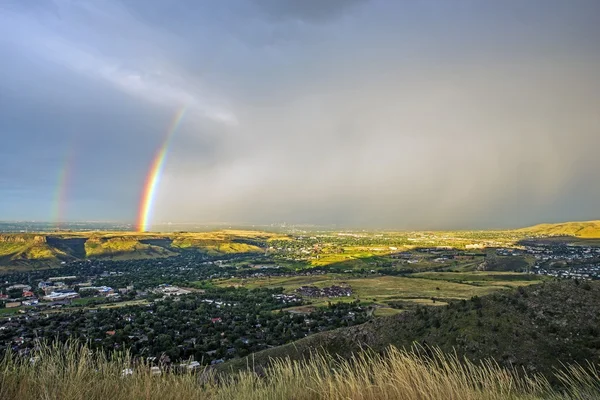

{"left": 0, "top": 0, "right": 599, "bottom": 228}
{"left": 253, "top": 0, "right": 367, "bottom": 23}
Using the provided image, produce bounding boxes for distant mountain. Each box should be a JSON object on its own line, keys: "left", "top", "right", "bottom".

{"left": 219, "top": 280, "right": 600, "bottom": 380}
{"left": 518, "top": 220, "right": 600, "bottom": 238}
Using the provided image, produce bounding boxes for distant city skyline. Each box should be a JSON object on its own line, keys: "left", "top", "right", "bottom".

{"left": 1, "top": 0, "right": 599, "bottom": 229}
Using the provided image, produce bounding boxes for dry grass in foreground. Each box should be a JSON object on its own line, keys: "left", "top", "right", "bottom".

{"left": 1, "top": 342, "right": 599, "bottom": 400}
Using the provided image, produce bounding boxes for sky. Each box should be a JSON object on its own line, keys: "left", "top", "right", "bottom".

{"left": 1, "top": 0, "right": 599, "bottom": 230}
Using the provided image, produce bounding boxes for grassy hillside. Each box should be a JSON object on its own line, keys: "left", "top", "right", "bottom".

{"left": 217, "top": 273, "right": 546, "bottom": 312}
{"left": 83, "top": 236, "right": 176, "bottom": 259}
{"left": 0, "top": 231, "right": 271, "bottom": 268}
{"left": 171, "top": 230, "right": 271, "bottom": 254}
{"left": 1, "top": 219, "right": 599, "bottom": 268}
{"left": 220, "top": 280, "right": 600, "bottom": 380}
{"left": 0, "top": 235, "right": 72, "bottom": 269}
{"left": 171, "top": 235, "right": 263, "bottom": 254}
{"left": 519, "top": 220, "right": 600, "bottom": 238}
{"left": 2, "top": 341, "right": 600, "bottom": 400}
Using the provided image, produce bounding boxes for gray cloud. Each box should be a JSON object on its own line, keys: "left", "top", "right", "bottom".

{"left": 0, "top": 0, "right": 599, "bottom": 228}
{"left": 253, "top": 0, "right": 367, "bottom": 23}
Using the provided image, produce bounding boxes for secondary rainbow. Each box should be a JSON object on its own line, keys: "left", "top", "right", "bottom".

{"left": 137, "top": 107, "right": 187, "bottom": 232}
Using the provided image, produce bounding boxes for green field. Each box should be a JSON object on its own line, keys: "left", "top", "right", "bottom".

{"left": 215, "top": 272, "right": 541, "bottom": 308}
{"left": 0, "top": 307, "right": 21, "bottom": 316}
{"left": 71, "top": 297, "right": 105, "bottom": 306}
{"left": 97, "top": 299, "right": 148, "bottom": 309}
{"left": 410, "top": 271, "right": 546, "bottom": 287}
{"left": 373, "top": 307, "right": 404, "bottom": 317}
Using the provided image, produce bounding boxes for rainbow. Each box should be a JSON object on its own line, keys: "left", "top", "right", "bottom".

{"left": 137, "top": 107, "right": 187, "bottom": 232}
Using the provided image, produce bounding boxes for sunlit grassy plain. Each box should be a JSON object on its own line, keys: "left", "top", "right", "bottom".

{"left": 215, "top": 273, "right": 546, "bottom": 309}
{"left": 2, "top": 342, "right": 600, "bottom": 400}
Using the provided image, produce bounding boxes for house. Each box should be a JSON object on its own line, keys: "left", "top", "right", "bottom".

{"left": 187, "top": 361, "right": 201, "bottom": 370}
{"left": 22, "top": 291, "right": 34, "bottom": 298}
{"left": 106, "top": 330, "right": 116, "bottom": 336}
{"left": 211, "top": 317, "right": 222, "bottom": 323}
{"left": 98, "top": 286, "right": 114, "bottom": 296}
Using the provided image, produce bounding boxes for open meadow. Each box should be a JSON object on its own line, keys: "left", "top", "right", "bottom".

{"left": 214, "top": 272, "right": 547, "bottom": 310}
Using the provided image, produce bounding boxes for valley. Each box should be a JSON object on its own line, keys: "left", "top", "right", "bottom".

{"left": 2, "top": 220, "right": 600, "bottom": 372}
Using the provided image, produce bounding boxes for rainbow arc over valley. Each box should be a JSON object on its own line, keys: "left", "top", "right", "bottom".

{"left": 137, "top": 107, "right": 187, "bottom": 232}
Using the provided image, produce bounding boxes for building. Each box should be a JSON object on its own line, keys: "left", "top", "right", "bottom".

{"left": 43, "top": 287, "right": 57, "bottom": 296}
{"left": 106, "top": 293, "right": 121, "bottom": 300}
{"left": 5, "top": 302, "right": 21, "bottom": 308}
{"left": 42, "top": 290, "right": 79, "bottom": 301}
{"left": 156, "top": 285, "right": 190, "bottom": 297}
{"left": 79, "top": 286, "right": 114, "bottom": 296}
{"left": 48, "top": 276, "right": 77, "bottom": 282}
{"left": 7, "top": 284, "right": 31, "bottom": 292}
{"left": 98, "top": 286, "right": 114, "bottom": 296}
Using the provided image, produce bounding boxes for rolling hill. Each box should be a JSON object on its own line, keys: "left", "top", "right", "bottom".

{"left": 518, "top": 220, "right": 600, "bottom": 238}
{"left": 0, "top": 234, "right": 72, "bottom": 269}
{"left": 0, "top": 231, "right": 269, "bottom": 269}
{"left": 219, "top": 280, "right": 600, "bottom": 380}
{"left": 1, "top": 219, "right": 599, "bottom": 269}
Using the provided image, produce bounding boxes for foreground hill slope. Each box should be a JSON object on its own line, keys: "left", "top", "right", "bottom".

{"left": 221, "top": 280, "right": 600, "bottom": 378}
{"left": 4, "top": 340, "right": 600, "bottom": 400}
